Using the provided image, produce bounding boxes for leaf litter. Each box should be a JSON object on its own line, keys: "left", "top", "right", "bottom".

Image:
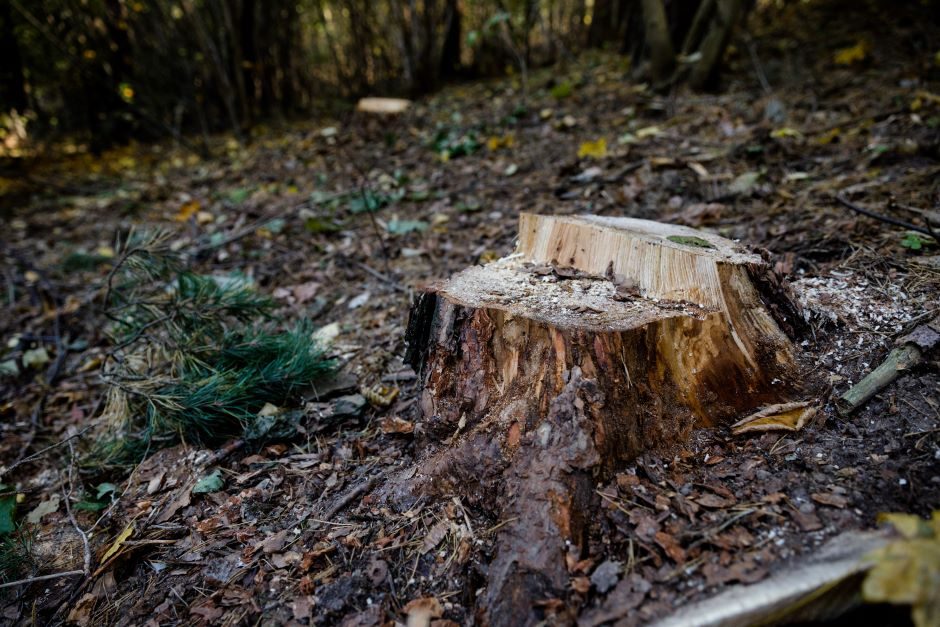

{"left": 0, "top": 3, "right": 939, "bottom": 625}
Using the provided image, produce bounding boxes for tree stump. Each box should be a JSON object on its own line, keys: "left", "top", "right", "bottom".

{"left": 401, "top": 213, "right": 803, "bottom": 625}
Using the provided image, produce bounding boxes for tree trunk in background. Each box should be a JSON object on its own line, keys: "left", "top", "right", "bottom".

{"left": 439, "top": 0, "right": 461, "bottom": 79}
{"left": 239, "top": 0, "right": 257, "bottom": 122}
{"left": 0, "top": 0, "right": 26, "bottom": 112}
{"left": 688, "top": 0, "right": 744, "bottom": 89}
{"left": 588, "top": 0, "right": 614, "bottom": 45}
{"left": 640, "top": 0, "right": 675, "bottom": 84}
{"left": 274, "top": 4, "right": 296, "bottom": 113}
{"left": 681, "top": 0, "right": 715, "bottom": 55}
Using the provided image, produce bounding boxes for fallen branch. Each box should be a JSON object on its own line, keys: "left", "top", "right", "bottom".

{"left": 65, "top": 438, "right": 92, "bottom": 576}
{"left": 837, "top": 317, "right": 939, "bottom": 415}
{"left": 323, "top": 477, "right": 376, "bottom": 520}
{"left": 0, "top": 570, "right": 84, "bottom": 590}
{"left": 835, "top": 194, "right": 934, "bottom": 237}
{"left": 0, "top": 425, "right": 91, "bottom": 478}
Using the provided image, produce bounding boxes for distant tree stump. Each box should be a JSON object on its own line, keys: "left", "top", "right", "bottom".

{"left": 402, "top": 213, "right": 803, "bottom": 625}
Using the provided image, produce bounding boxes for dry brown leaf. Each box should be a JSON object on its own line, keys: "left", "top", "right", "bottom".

{"left": 654, "top": 530, "right": 687, "bottom": 564}
{"left": 732, "top": 401, "right": 817, "bottom": 435}
{"left": 380, "top": 416, "right": 414, "bottom": 434}
{"left": 811, "top": 492, "right": 849, "bottom": 509}
{"left": 420, "top": 519, "right": 451, "bottom": 554}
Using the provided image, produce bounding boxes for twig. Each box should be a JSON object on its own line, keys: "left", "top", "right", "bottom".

{"left": 835, "top": 194, "right": 934, "bottom": 236}
{"left": 65, "top": 438, "right": 92, "bottom": 576}
{"left": 354, "top": 261, "right": 409, "bottom": 294}
{"left": 0, "top": 570, "right": 84, "bottom": 590}
{"left": 744, "top": 36, "right": 772, "bottom": 95}
{"left": 323, "top": 477, "right": 376, "bottom": 520}
{"left": 0, "top": 425, "right": 92, "bottom": 478}
{"left": 837, "top": 317, "right": 939, "bottom": 415}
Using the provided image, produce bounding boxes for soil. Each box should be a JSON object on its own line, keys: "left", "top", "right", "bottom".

{"left": 1, "top": 1, "right": 938, "bottom": 625}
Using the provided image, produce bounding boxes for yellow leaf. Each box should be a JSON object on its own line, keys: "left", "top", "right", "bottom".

{"left": 833, "top": 41, "right": 868, "bottom": 65}
{"left": 816, "top": 128, "right": 841, "bottom": 145}
{"left": 863, "top": 534, "right": 940, "bottom": 627}
{"left": 578, "top": 138, "right": 607, "bottom": 159}
{"left": 175, "top": 200, "right": 200, "bottom": 222}
{"left": 771, "top": 127, "right": 803, "bottom": 139}
{"left": 878, "top": 513, "right": 934, "bottom": 539}
{"left": 486, "top": 134, "right": 514, "bottom": 151}
{"left": 100, "top": 523, "right": 135, "bottom": 565}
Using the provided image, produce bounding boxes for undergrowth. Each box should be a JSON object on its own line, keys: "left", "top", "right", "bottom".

{"left": 0, "top": 530, "right": 34, "bottom": 585}
{"left": 91, "top": 231, "right": 334, "bottom": 468}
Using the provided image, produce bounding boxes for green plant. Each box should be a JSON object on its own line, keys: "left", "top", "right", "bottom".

{"left": 0, "top": 484, "right": 32, "bottom": 585}
{"left": 0, "top": 529, "right": 34, "bottom": 585}
{"left": 431, "top": 126, "right": 482, "bottom": 160}
{"left": 93, "top": 231, "right": 334, "bottom": 467}
{"left": 901, "top": 233, "right": 935, "bottom": 251}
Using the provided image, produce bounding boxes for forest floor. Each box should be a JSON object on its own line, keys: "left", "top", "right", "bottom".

{"left": 1, "top": 2, "right": 939, "bottom": 626}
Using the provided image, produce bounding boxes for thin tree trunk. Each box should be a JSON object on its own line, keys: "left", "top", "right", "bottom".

{"left": 439, "top": 0, "right": 461, "bottom": 80}
{"left": 681, "top": 0, "right": 715, "bottom": 56}
{"left": 640, "top": 0, "right": 675, "bottom": 84}
{"left": 222, "top": 0, "right": 251, "bottom": 127}
{"left": 184, "top": 0, "right": 243, "bottom": 140}
{"left": 688, "top": 0, "right": 744, "bottom": 89}
{"left": 0, "top": 0, "right": 27, "bottom": 111}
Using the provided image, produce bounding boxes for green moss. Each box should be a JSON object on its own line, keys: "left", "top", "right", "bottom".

{"left": 667, "top": 235, "right": 715, "bottom": 249}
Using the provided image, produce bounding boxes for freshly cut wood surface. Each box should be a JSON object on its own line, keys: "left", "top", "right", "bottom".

{"left": 355, "top": 97, "right": 411, "bottom": 114}
{"left": 518, "top": 212, "right": 759, "bottom": 307}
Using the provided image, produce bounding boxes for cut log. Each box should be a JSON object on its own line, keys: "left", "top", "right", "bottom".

{"left": 355, "top": 97, "right": 411, "bottom": 114}
{"left": 400, "top": 213, "right": 804, "bottom": 625}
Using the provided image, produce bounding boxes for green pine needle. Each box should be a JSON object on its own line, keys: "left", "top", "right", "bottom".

{"left": 91, "top": 232, "right": 335, "bottom": 469}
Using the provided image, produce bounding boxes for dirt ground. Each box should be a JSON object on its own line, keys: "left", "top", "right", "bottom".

{"left": 1, "top": 2, "right": 938, "bottom": 625}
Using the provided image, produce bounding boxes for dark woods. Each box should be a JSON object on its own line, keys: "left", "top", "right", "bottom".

{"left": 0, "top": 0, "right": 751, "bottom": 150}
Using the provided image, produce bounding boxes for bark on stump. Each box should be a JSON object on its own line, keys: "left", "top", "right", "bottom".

{"left": 402, "top": 214, "right": 802, "bottom": 625}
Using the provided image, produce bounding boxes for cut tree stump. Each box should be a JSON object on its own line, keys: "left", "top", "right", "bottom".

{"left": 400, "top": 213, "right": 804, "bottom": 625}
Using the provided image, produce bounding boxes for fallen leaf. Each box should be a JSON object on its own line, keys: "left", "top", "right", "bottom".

{"left": 420, "top": 519, "right": 450, "bottom": 554}
{"left": 261, "top": 529, "right": 290, "bottom": 554}
{"left": 25, "top": 494, "right": 60, "bottom": 524}
{"left": 834, "top": 40, "right": 868, "bottom": 65}
{"left": 732, "top": 402, "right": 817, "bottom": 435}
{"left": 387, "top": 220, "right": 428, "bottom": 235}
{"left": 100, "top": 522, "right": 135, "bottom": 565}
{"left": 192, "top": 469, "right": 224, "bottom": 494}
{"left": 728, "top": 170, "right": 761, "bottom": 195}
{"left": 66, "top": 593, "right": 98, "bottom": 627}
{"left": 189, "top": 601, "right": 225, "bottom": 622}
{"left": 654, "top": 530, "right": 687, "bottom": 564}
{"left": 348, "top": 291, "right": 371, "bottom": 309}
{"left": 590, "top": 559, "right": 622, "bottom": 593}
{"left": 175, "top": 200, "right": 201, "bottom": 222}
{"left": 578, "top": 138, "right": 608, "bottom": 159}
{"left": 380, "top": 416, "right": 414, "bottom": 434}
{"left": 811, "top": 492, "right": 849, "bottom": 509}
{"left": 22, "top": 347, "right": 50, "bottom": 369}
{"left": 863, "top": 513, "right": 940, "bottom": 627}
{"left": 486, "top": 134, "right": 514, "bottom": 151}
